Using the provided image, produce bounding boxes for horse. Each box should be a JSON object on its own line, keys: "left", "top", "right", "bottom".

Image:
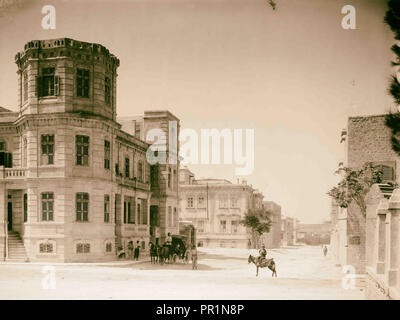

{"left": 159, "top": 245, "right": 172, "bottom": 264}
{"left": 172, "top": 244, "right": 186, "bottom": 263}
{"left": 248, "top": 254, "right": 277, "bottom": 277}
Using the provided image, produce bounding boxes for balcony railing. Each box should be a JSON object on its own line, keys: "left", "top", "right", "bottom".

{"left": 116, "top": 175, "right": 150, "bottom": 191}
{"left": 1, "top": 168, "right": 27, "bottom": 179}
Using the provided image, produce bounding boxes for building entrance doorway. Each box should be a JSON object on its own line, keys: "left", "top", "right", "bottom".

{"left": 7, "top": 202, "right": 12, "bottom": 231}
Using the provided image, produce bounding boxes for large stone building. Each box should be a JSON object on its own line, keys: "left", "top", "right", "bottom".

{"left": 179, "top": 167, "right": 270, "bottom": 248}
{"left": 0, "top": 38, "right": 179, "bottom": 262}
{"left": 330, "top": 115, "right": 399, "bottom": 274}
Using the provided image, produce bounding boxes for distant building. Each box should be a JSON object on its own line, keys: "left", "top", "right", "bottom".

{"left": 179, "top": 167, "right": 265, "bottom": 248}
{"left": 261, "top": 201, "right": 281, "bottom": 248}
{"left": 281, "top": 217, "right": 295, "bottom": 246}
{"left": 296, "top": 222, "right": 330, "bottom": 245}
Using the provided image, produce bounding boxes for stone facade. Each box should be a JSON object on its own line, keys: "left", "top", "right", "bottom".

{"left": 281, "top": 217, "right": 295, "bottom": 246}
{"left": 178, "top": 168, "right": 267, "bottom": 248}
{"left": 296, "top": 222, "right": 330, "bottom": 245}
{"left": 0, "top": 38, "right": 180, "bottom": 262}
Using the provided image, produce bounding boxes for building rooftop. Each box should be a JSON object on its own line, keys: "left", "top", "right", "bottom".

{"left": 195, "top": 178, "right": 233, "bottom": 185}
{"left": 0, "top": 106, "right": 13, "bottom": 113}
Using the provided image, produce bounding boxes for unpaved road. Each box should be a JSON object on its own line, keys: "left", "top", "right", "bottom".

{"left": 0, "top": 245, "right": 364, "bottom": 299}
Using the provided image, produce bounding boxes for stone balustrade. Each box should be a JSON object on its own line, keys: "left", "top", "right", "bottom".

{"left": 0, "top": 168, "right": 27, "bottom": 179}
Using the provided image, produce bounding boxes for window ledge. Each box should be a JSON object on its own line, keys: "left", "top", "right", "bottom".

{"left": 38, "top": 96, "right": 58, "bottom": 100}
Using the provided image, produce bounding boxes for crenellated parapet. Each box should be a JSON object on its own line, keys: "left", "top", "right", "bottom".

{"left": 15, "top": 38, "right": 119, "bottom": 71}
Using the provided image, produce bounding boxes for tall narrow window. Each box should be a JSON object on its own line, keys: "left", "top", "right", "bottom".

{"left": 142, "top": 200, "right": 148, "bottom": 225}
{"left": 168, "top": 167, "right": 171, "bottom": 188}
{"left": 124, "top": 201, "right": 127, "bottom": 224}
{"left": 105, "top": 76, "right": 111, "bottom": 105}
{"left": 114, "top": 198, "right": 117, "bottom": 224}
{"left": 23, "top": 193, "right": 28, "bottom": 223}
{"left": 23, "top": 71, "right": 28, "bottom": 102}
{"left": 150, "top": 165, "right": 158, "bottom": 187}
{"left": 231, "top": 198, "right": 238, "bottom": 208}
{"left": 187, "top": 197, "right": 194, "bottom": 208}
{"left": 76, "top": 192, "right": 89, "bottom": 221}
{"left": 41, "top": 134, "right": 54, "bottom": 165}
{"left": 138, "top": 161, "right": 143, "bottom": 182}
{"left": 198, "top": 197, "right": 205, "bottom": 208}
{"left": 231, "top": 221, "right": 238, "bottom": 233}
{"left": 128, "top": 201, "right": 133, "bottom": 224}
{"left": 41, "top": 192, "right": 54, "bottom": 221}
{"left": 137, "top": 202, "right": 142, "bottom": 224}
{"left": 104, "top": 195, "right": 110, "bottom": 223}
{"left": 77, "top": 69, "right": 90, "bottom": 98}
{"left": 173, "top": 207, "right": 177, "bottom": 227}
{"left": 37, "top": 67, "right": 59, "bottom": 97}
{"left": 197, "top": 221, "right": 204, "bottom": 233}
{"left": 125, "top": 157, "right": 130, "bottom": 178}
{"left": 104, "top": 140, "right": 110, "bottom": 169}
{"left": 76, "top": 135, "right": 89, "bottom": 166}
{"left": 0, "top": 141, "right": 5, "bottom": 151}
{"left": 220, "top": 220, "right": 227, "bottom": 233}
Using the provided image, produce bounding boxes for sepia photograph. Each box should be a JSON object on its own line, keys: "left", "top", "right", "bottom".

{"left": 0, "top": 0, "right": 399, "bottom": 306}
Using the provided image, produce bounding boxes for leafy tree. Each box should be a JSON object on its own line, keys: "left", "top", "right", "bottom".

{"left": 384, "top": 0, "right": 400, "bottom": 155}
{"left": 268, "top": 0, "right": 277, "bottom": 11}
{"left": 328, "top": 163, "right": 388, "bottom": 269}
{"left": 240, "top": 208, "right": 272, "bottom": 249}
{"left": 328, "top": 163, "right": 384, "bottom": 216}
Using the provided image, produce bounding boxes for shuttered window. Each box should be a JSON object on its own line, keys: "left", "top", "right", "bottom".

{"left": 37, "top": 67, "right": 59, "bottom": 97}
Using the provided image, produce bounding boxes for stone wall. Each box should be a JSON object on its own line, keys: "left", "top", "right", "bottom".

{"left": 365, "top": 188, "right": 400, "bottom": 300}
{"left": 341, "top": 115, "right": 400, "bottom": 274}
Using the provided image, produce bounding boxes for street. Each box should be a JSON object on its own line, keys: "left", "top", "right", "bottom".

{"left": 0, "top": 245, "right": 364, "bottom": 300}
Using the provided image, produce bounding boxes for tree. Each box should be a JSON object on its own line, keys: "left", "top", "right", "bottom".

{"left": 328, "top": 163, "right": 387, "bottom": 269}
{"left": 327, "top": 163, "right": 383, "bottom": 216}
{"left": 384, "top": 0, "right": 400, "bottom": 155}
{"left": 240, "top": 208, "right": 272, "bottom": 249}
{"left": 268, "top": 0, "right": 277, "bottom": 11}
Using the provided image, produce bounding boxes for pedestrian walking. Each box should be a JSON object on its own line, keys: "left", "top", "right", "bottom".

{"left": 323, "top": 245, "right": 328, "bottom": 257}
{"left": 191, "top": 245, "right": 198, "bottom": 270}
{"left": 134, "top": 240, "right": 140, "bottom": 261}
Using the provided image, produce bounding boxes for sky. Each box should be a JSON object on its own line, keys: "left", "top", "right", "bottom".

{"left": 0, "top": 0, "right": 394, "bottom": 223}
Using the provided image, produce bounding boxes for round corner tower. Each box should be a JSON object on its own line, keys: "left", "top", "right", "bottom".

{"left": 15, "top": 38, "right": 120, "bottom": 121}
